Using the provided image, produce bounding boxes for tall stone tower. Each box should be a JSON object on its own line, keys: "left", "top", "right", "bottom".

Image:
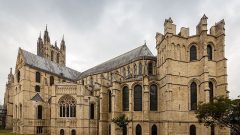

{"left": 155, "top": 15, "right": 228, "bottom": 134}
{"left": 37, "top": 26, "right": 66, "bottom": 66}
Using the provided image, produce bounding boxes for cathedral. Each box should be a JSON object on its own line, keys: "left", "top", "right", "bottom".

{"left": 3, "top": 16, "right": 230, "bottom": 135}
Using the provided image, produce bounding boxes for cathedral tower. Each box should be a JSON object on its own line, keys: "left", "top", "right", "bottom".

{"left": 37, "top": 25, "right": 66, "bottom": 66}
{"left": 155, "top": 15, "right": 228, "bottom": 134}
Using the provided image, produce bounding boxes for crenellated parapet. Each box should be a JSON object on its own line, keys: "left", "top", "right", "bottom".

{"left": 156, "top": 15, "right": 225, "bottom": 45}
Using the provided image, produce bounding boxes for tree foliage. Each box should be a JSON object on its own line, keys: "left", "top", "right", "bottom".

{"left": 112, "top": 114, "right": 131, "bottom": 128}
{"left": 195, "top": 96, "right": 240, "bottom": 134}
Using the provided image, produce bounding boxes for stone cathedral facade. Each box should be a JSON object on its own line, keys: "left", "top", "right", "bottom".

{"left": 3, "top": 16, "right": 229, "bottom": 135}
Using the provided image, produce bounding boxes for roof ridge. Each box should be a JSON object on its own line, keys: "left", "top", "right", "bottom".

{"left": 21, "top": 49, "right": 81, "bottom": 81}
{"left": 79, "top": 44, "right": 155, "bottom": 78}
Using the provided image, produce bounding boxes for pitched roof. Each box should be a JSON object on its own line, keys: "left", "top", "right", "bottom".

{"left": 79, "top": 45, "right": 156, "bottom": 78}
{"left": 31, "top": 93, "right": 44, "bottom": 102}
{"left": 20, "top": 49, "right": 81, "bottom": 81}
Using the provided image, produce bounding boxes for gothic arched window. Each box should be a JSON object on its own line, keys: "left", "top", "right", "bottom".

{"left": 37, "top": 105, "right": 42, "bottom": 119}
{"left": 136, "top": 124, "right": 142, "bottom": 135}
{"left": 134, "top": 85, "right": 142, "bottom": 111}
{"left": 134, "top": 64, "right": 137, "bottom": 75}
{"left": 151, "top": 125, "right": 157, "bottom": 135}
{"left": 139, "top": 63, "right": 142, "bottom": 75}
{"left": 123, "top": 67, "right": 126, "bottom": 78}
{"left": 122, "top": 86, "right": 129, "bottom": 111}
{"left": 51, "top": 50, "right": 54, "bottom": 61}
{"left": 60, "top": 129, "right": 64, "bottom": 135}
{"left": 209, "top": 82, "right": 214, "bottom": 102}
{"left": 36, "top": 72, "right": 41, "bottom": 83}
{"left": 190, "top": 45, "right": 197, "bottom": 61}
{"left": 123, "top": 126, "right": 127, "bottom": 135}
{"left": 59, "top": 95, "right": 76, "bottom": 117}
{"left": 57, "top": 53, "right": 60, "bottom": 63}
{"left": 50, "top": 76, "right": 54, "bottom": 86}
{"left": 109, "top": 91, "right": 112, "bottom": 112}
{"left": 190, "top": 82, "right": 197, "bottom": 110}
{"left": 17, "top": 70, "right": 20, "bottom": 83}
{"left": 190, "top": 125, "right": 196, "bottom": 135}
{"left": 207, "top": 45, "right": 213, "bottom": 60}
{"left": 20, "top": 104, "right": 22, "bottom": 118}
{"left": 71, "top": 129, "right": 76, "bottom": 135}
{"left": 150, "top": 84, "right": 158, "bottom": 111}
{"left": 148, "top": 62, "right": 153, "bottom": 75}
{"left": 35, "top": 85, "right": 40, "bottom": 92}
{"left": 90, "top": 103, "right": 94, "bottom": 119}
{"left": 127, "top": 66, "right": 130, "bottom": 76}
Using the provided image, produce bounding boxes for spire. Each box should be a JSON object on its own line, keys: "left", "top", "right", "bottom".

{"left": 8, "top": 67, "right": 14, "bottom": 83}
{"left": 10, "top": 68, "right": 12, "bottom": 75}
{"left": 55, "top": 41, "right": 58, "bottom": 48}
{"left": 44, "top": 24, "right": 50, "bottom": 43}
{"left": 201, "top": 14, "right": 208, "bottom": 20}
{"left": 38, "top": 31, "right": 41, "bottom": 39}
{"left": 62, "top": 34, "right": 64, "bottom": 41}
{"left": 144, "top": 40, "right": 147, "bottom": 45}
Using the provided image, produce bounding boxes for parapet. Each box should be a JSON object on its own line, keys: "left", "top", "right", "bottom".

{"left": 210, "top": 19, "right": 225, "bottom": 37}
{"left": 196, "top": 14, "right": 208, "bottom": 35}
{"left": 156, "top": 15, "right": 225, "bottom": 45}
{"left": 164, "top": 17, "right": 176, "bottom": 35}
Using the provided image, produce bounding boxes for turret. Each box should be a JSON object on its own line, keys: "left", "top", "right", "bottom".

{"left": 8, "top": 68, "right": 14, "bottom": 84}
{"left": 37, "top": 32, "right": 43, "bottom": 56}
{"left": 210, "top": 19, "right": 225, "bottom": 37}
{"left": 44, "top": 25, "right": 50, "bottom": 43}
{"left": 60, "top": 35, "right": 66, "bottom": 51}
{"left": 164, "top": 17, "right": 176, "bottom": 35}
{"left": 196, "top": 14, "right": 208, "bottom": 35}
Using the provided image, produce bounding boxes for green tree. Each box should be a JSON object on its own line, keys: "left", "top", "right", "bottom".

{"left": 195, "top": 96, "right": 240, "bottom": 134}
{"left": 112, "top": 114, "right": 131, "bottom": 135}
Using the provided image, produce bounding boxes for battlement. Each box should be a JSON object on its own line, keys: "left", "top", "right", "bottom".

{"left": 156, "top": 15, "right": 225, "bottom": 45}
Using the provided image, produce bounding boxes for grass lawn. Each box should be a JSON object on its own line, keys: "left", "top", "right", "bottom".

{"left": 0, "top": 129, "right": 16, "bottom": 135}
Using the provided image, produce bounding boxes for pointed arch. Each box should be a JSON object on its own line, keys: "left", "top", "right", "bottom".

{"left": 35, "top": 85, "right": 40, "bottom": 92}
{"left": 122, "top": 67, "right": 126, "bottom": 78}
{"left": 50, "top": 76, "right": 54, "bottom": 86}
{"left": 36, "top": 71, "right": 41, "bottom": 83}
{"left": 59, "top": 95, "right": 76, "bottom": 117}
{"left": 90, "top": 103, "right": 94, "bottom": 119}
{"left": 190, "top": 45, "right": 197, "bottom": 61}
{"left": 51, "top": 50, "right": 54, "bottom": 61}
{"left": 122, "top": 86, "right": 129, "bottom": 111}
{"left": 109, "top": 90, "right": 112, "bottom": 112}
{"left": 136, "top": 124, "right": 142, "bottom": 135}
{"left": 190, "top": 125, "right": 196, "bottom": 135}
{"left": 71, "top": 129, "right": 76, "bottom": 135}
{"left": 150, "top": 84, "right": 158, "bottom": 111}
{"left": 190, "top": 82, "right": 197, "bottom": 110}
{"left": 134, "top": 85, "right": 142, "bottom": 111}
{"left": 207, "top": 44, "right": 213, "bottom": 60}
{"left": 37, "top": 105, "right": 42, "bottom": 119}
{"left": 209, "top": 81, "right": 214, "bottom": 102}
{"left": 60, "top": 129, "right": 64, "bottom": 135}
{"left": 123, "top": 126, "right": 127, "bottom": 135}
{"left": 151, "top": 124, "right": 157, "bottom": 135}
{"left": 57, "top": 53, "right": 60, "bottom": 63}
{"left": 139, "top": 62, "right": 142, "bottom": 75}
{"left": 17, "top": 70, "right": 20, "bottom": 83}
{"left": 148, "top": 62, "right": 153, "bottom": 75}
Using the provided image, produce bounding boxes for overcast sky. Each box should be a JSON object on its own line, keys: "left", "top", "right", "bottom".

{"left": 0, "top": 0, "right": 239, "bottom": 104}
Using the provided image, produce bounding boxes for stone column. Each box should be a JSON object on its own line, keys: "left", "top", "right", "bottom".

{"left": 111, "top": 81, "right": 121, "bottom": 135}
{"left": 98, "top": 78, "right": 109, "bottom": 135}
